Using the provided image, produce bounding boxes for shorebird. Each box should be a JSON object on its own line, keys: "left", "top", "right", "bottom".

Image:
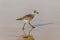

{"left": 16, "top": 10, "right": 39, "bottom": 34}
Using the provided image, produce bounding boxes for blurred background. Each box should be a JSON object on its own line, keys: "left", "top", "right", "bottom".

{"left": 0, "top": 0, "right": 60, "bottom": 40}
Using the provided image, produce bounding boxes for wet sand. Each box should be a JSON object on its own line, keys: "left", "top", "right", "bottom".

{"left": 0, "top": 0, "right": 60, "bottom": 40}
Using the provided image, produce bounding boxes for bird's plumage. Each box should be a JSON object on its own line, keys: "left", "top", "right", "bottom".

{"left": 16, "top": 14, "right": 35, "bottom": 22}
{"left": 16, "top": 10, "right": 39, "bottom": 23}
{"left": 16, "top": 10, "right": 39, "bottom": 35}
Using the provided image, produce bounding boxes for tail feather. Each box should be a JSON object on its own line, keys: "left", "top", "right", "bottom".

{"left": 16, "top": 18, "right": 22, "bottom": 20}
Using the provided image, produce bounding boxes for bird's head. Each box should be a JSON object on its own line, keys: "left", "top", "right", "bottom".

{"left": 32, "top": 10, "right": 39, "bottom": 15}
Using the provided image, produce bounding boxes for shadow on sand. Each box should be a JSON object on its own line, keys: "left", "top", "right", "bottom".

{"left": 33, "top": 22, "right": 54, "bottom": 28}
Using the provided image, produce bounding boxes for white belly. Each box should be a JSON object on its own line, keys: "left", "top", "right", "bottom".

{"left": 23, "top": 20, "right": 30, "bottom": 23}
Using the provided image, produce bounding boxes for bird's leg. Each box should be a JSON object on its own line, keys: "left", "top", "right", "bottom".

{"left": 29, "top": 22, "right": 35, "bottom": 28}
{"left": 29, "top": 27, "right": 34, "bottom": 35}
{"left": 22, "top": 23, "right": 26, "bottom": 35}
{"left": 22, "top": 23, "right": 26, "bottom": 30}
{"left": 28, "top": 22, "right": 35, "bottom": 34}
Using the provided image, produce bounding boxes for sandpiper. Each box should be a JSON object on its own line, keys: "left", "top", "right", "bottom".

{"left": 16, "top": 10, "right": 39, "bottom": 34}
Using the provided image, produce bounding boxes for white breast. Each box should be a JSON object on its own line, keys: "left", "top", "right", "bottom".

{"left": 23, "top": 20, "right": 29, "bottom": 23}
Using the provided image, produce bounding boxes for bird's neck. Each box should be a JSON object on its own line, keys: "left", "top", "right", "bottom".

{"left": 31, "top": 12, "right": 36, "bottom": 15}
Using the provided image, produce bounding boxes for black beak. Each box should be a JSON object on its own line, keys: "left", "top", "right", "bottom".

{"left": 37, "top": 12, "right": 39, "bottom": 14}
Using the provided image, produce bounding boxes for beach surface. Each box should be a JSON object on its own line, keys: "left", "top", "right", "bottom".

{"left": 0, "top": 0, "right": 60, "bottom": 40}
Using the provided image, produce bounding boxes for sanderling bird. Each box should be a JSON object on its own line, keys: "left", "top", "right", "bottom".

{"left": 16, "top": 10, "right": 39, "bottom": 34}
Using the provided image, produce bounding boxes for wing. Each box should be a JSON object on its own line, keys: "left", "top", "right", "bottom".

{"left": 16, "top": 14, "right": 34, "bottom": 20}
{"left": 23, "top": 14, "right": 34, "bottom": 18}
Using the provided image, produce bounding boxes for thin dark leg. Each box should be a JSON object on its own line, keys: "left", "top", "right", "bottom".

{"left": 28, "top": 22, "right": 35, "bottom": 34}
{"left": 29, "top": 22, "right": 35, "bottom": 28}
{"left": 22, "top": 23, "right": 26, "bottom": 35}
{"left": 22, "top": 23, "right": 26, "bottom": 30}
{"left": 29, "top": 27, "right": 34, "bottom": 35}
